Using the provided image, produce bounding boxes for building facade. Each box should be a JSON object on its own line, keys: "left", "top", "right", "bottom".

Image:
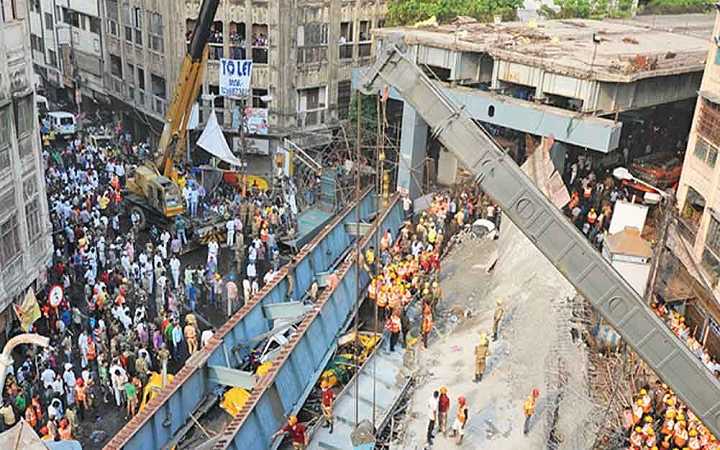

{"left": 28, "top": 0, "right": 386, "bottom": 160}
{"left": 676, "top": 9, "right": 720, "bottom": 295}
{"left": 0, "top": 0, "right": 54, "bottom": 334}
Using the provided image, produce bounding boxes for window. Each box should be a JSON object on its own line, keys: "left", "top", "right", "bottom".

{"left": 251, "top": 24, "right": 268, "bottom": 63}
{"left": 337, "top": 80, "right": 351, "bottom": 119}
{"left": 90, "top": 17, "right": 101, "bottom": 34}
{"left": 110, "top": 54, "right": 122, "bottom": 77}
{"left": 695, "top": 138, "right": 719, "bottom": 168}
{"left": 48, "top": 50, "right": 57, "bottom": 67}
{"left": 125, "top": 26, "right": 133, "bottom": 42}
{"left": 30, "top": 0, "right": 40, "bottom": 13}
{"left": 359, "top": 21, "right": 371, "bottom": 42}
{"left": 107, "top": 0, "right": 118, "bottom": 35}
{"left": 31, "top": 34, "right": 44, "bottom": 53}
{"left": 0, "top": 214, "right": 21, "bottom": 267}
{"left": 108, "top": 20, "right": 118, "bottom": 36}
{"left": 25, "top": 198, "right": 41, "bottom": 243}
{"left": 252, "top": 89, "right": 268, "bottom": 108}
{"left": 0, "top": 106, "right": 11, "bottom": 171}
{"left": 44, "top": 12, "right": 53, "bottom": 30}
{"left": 297, "top": 86, "right": 327, "bottom": 126}
{"left": 133, "top": 7, "right": 142, "bottom": 28}
{"left": 137, "top": 67, "right": 145, "bottom": 90}
{"left": 151, "top": 74, "right": 166, "bottom": 99}
{"left": 297, "top": 23, "right": 328, "bottom": 64}
{"left": 135, "top": 28, "right": 143, "bottom": 46}
{"left": 13, "top": 96, "right": 33, "bottom": 138}
{"left": 149, "top": 12, "right": 163, "bottom": 52}
{"left": 62, "top": 8, "right": 79, "bottom": 27}
{"left": 339, "top": 21, "right": 353, "bottom": 59}
{"left": 708, "top": 216, "right": 720, "bottom": 255}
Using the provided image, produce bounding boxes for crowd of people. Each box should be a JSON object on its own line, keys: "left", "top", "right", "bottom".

{"left": 0, "top": 115, "right": 301, "bottom": 444}
{"left": 626, "top": 382, "right": 719, "bottom": 449}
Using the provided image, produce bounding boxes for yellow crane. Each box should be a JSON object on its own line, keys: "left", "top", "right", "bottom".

{"left": 125, "top": 0, "right": 221, "bottom": 229}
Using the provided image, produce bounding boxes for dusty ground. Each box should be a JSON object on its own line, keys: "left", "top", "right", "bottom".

{"left": 394, "top": 221, "right": 598, "bottom": 450}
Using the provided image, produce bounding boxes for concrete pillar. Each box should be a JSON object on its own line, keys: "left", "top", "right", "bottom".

{"left": 398, "top": 102, "right": 428, "bottom": 200}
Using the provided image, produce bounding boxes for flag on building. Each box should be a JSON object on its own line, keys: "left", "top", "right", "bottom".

{"left": 13, "top": 289, "right": 41, "bottom": 332}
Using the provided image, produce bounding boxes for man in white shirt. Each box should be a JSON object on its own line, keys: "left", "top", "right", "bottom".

{"left": 41, "top": 366, "right": 56, "bottom": 389}
{"left": 170, "top": 256, "right": 181, "bottom": 289}
{"left": 207, "top": 238, "right": 219, "bottom": 265}
{"left": 427, "top": 390, "right": 439, "bottom": 445}
{"left": 226, "top": 218, "right": 236, "bottom": 247}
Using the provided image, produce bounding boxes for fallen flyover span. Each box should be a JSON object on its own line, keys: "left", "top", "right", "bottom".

{"left": 105, "top": 189, "right": 404, "bottom": 450}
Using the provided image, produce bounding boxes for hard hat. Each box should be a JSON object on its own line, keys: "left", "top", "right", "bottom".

{"left": 440, "top": 386, "right": 447, "bottom": 394}
{"left": 678, "top": 413, "right": 685, "bottom": 421}
{"left": 647, "top": 428, "right": 655, "bottom": 436}
{"left": 644, "top": 415, "right": 653, "bottom": 423}
{"left": 666, "top": 410, "right": 676, "bottom": 419}
{"left": 531, "top": 388, "right": 540, "bottom": 398}
{"left": 496, "top": 299, "right": 503, "bottom": 306}
{"left": 690, "top": 429, "right": 698, "bottom": 437}
{"left": 640, "top": 389, "right": 647, "bottom": 395}
{"left": 635, "top": 426, "right": 643, "bottom": 433}
{"left": 288, "top": 415, "right": 298, "bottom": 425}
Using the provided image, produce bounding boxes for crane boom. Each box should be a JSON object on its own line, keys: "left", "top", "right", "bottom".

{"left": 360, "top": 42, "right": 720, "bottom": 436}
{"left": 155, "top": 0, "right": 220, "bottom": 177}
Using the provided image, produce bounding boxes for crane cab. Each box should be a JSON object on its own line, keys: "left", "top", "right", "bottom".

{"left": 126, "top": 165, "right": 185, "bottom": 226}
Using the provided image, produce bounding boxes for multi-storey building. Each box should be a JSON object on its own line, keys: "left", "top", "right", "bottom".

{"left": 0, "top": 0, "right": 54, "bottom": 337}
{"left": 676, "top": 8, "right": 720, "bottom": 297}
{"left": 29, "top": 0, "right": 386, "bottom": 168}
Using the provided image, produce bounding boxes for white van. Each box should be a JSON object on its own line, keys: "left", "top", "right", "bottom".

{"left": 47, "top": 111, "right": 76, "bottom": 136}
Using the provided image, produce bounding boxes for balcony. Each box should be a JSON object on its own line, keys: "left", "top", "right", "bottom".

{"left": 677, "top": 217, "right": 700, "bottom": 247}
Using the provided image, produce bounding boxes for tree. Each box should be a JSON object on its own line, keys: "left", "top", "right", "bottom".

{"left": 386, "top": 0, "right": 523, "bottom": 26}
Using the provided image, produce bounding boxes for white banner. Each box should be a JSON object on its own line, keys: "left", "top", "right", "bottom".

{"left": 219, "top": 59, "right": 253, "bottom": 99}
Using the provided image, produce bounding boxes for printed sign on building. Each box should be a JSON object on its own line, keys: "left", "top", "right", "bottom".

{"left": 244, "top": 107, "right": 268, "bottom": 135}
{"left": 219, "top": 59, "right": 253, "bottom": 98}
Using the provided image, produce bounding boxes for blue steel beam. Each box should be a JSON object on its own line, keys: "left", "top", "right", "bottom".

{"left": 212, "top": 196, "right": 405, "bottom": 450}
{"left": 105, "top": 188, "right": 378, "bottom": 450}
{"left": 351, "top": 68, "right": 622, "bottom": 152}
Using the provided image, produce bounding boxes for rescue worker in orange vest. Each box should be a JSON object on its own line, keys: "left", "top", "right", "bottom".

{"left": 629, "top": 427, "right": 644, "bottom": 450}
{"left": 493, "top": 299, "right": 504, "bottom": 341}
{"left": 450, "top": 395, "right": 469, "bottom": 445}
{"left": 689, "top": 428, "right": 701, "bottom": 450}
{"left": 385, "top": 309, "right": 402, "bottom": 352}
{"left": 645, "top": 427, "right": 657, "bottom": 448}
{"left": 75, "top": 378, "right": 88, "bottom": 420}
{"left": 421, "top": 304, "right": 433, "bottom": 349}
{"left": 320, "top": 380, "right": 335, "bottom": 434}
{"left": 641, "top": 415, "right": 654, "bottom": 436}
{"left": 474, "top": 333, "right": 489, "bottom": 383}
{"left": 631, "top": 398, "right": 644, "bottom": 426}
{"left": 674, "top": 420, "right": 689, "bottom": 448}
{"left": 660, "top": 409, "right": 676, "bottom": 437}
{"left": 86, "top": 337, "right": 97, "bottom": 365}
{"left": 523, "top": 388, "right": 540, "bottom": 435}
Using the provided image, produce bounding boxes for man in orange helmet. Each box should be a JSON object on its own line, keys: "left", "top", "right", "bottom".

{"left": 273, "top": 415, "right": 307, "bottom": 450}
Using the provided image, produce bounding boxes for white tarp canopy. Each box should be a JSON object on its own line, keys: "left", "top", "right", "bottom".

{"left": 0, "top": 419, "right": 80, "bottom": 450}
{"left": 196, "top": 110, "right": 243, "bottom": 167}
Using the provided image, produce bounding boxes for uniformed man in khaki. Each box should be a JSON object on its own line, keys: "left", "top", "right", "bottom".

{"left": 474, "top": 333, "right": 489, "bottom": 382}
{"left": 493, "top": 299, "right": 504, "bottom": 341}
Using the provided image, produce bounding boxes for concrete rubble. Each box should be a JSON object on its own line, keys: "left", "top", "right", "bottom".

{"left": 394, "top": 221, "right": 599, "bottom": 449}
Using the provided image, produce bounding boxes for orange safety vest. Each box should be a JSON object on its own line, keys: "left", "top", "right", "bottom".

{"left": 87, "top": 340, "right": 96, "bottom": 361}
{"left": 674, "top": 429, "right": 688, "bottom": 448}
{"left": 76, "top": 384, "right": 86, "bottom": 402}
{"left": 422, "top": 316, "right": 433, "bottom": 334}
{"left": 660, "top": 418, "right": 674, "bottom": 435}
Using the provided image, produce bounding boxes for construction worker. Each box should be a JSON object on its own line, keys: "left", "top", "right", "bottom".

{"left": 272, "top": 416, "right": 307, "bottom": 450}
{"left": 673, "top": 419, "right": 688, "bottom": 448}
{"left": 493, "top": 299, "right": 504, "bottom": 341}
{"left": 639, "top": 388, "right": 652, "bottom": 415}
{"left": 450, "top": 396, "right": 468, "bottom": 445}
{"left": 474, "top": 333, "right": 489, "bottom": 382}
{"left": 438, "top": 386, "right": 450, "bottom": 436}
{"left": 421, "top": 304, "right": 433, "bottom": 349}
{"left": 523, "top": 388, "right": 540, "bottom": 435}
{"left": 320, "top": 380, "right": 335, "bottom": 434}
{"left": 364, "top": 246, "right": 376, "bottom": 275}
{"left": 385, "top": 308, "right": 402, "bottom": 352}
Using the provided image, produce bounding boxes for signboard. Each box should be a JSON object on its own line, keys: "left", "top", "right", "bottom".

{"left": 219, "top": 59, "right": 253, "bottom": 98}
{"left": 232, "top": 137, "right": 270, "bottom": 155}
{"left": 244, "top": 107, "right": 268, "bottom": 135}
